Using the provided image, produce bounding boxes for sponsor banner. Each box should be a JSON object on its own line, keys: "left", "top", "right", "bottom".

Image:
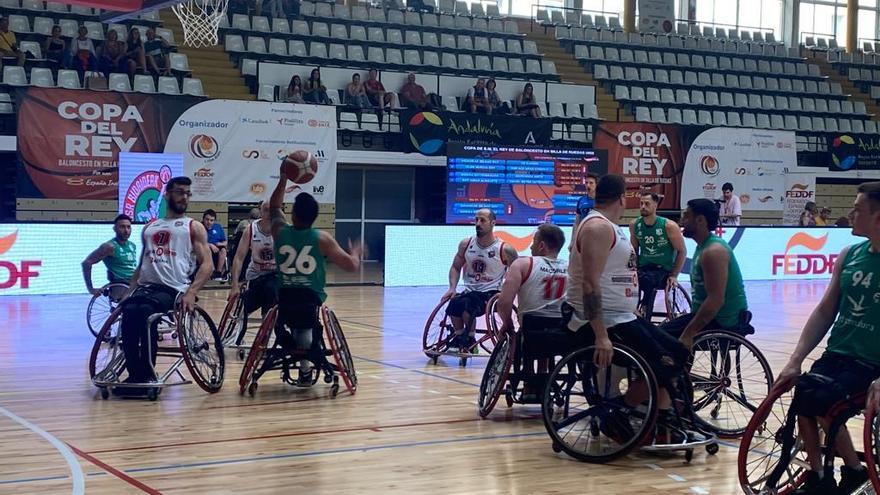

{"left": 167, "top": 100, "right": 337, "bottom": 202}
{"left": 117, "top": 152, "right": 184, "bottom": 223}
{"left": 16, "top": 88, "right": 338, "bottom": 203}
{"left": 782, "top": 173, "right": 817, "bottom": 226}
{"left": 0, "top": 223, "right": 145, "bottom": 295}
{"left": 593, "top": 122, "right": 685, "bottom": 210}
{"left": 681, "top": 128, "right": 794, "bottom": 211}
{"left": 638, "top": 0, "right": 675, "bottom": 34}
{"left": 400, "top": 110, "right": 552, "bottom": 156}
{"left": 385, "top": 225, "right": 861, "bottom": 286}
{"left": 828, "top": 133, "right": 880, "bottom": 171}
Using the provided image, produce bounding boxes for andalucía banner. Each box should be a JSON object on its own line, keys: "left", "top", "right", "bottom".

{"left": 400, "top": 110, "right": 552, "bottom": 156}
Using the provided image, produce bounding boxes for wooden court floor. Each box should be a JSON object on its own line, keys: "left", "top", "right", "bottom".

{"left": 0, "top": 280, "right": 839, "bottom": 494}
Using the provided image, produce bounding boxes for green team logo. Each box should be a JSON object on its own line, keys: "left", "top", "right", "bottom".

{"left": 123, "top": 165, "right": 171, "bottom": 222}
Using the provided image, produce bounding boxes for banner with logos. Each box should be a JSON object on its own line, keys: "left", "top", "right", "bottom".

{"left": 117, "top": 152, "right": 184, "bottom": 222}
{"left": 593, "top": 122, "right": 686, "bottom": 210}
{"left": 782, "top": 173, "right": 817, "bottom": 225}
{"left": 681, "top": 128, "right": 795, "bottom": 211}
{"left": 16, "top": 88, "right": 337, "bottom": 203}
{"left": 385, "top": 225, "right": 861, "bottom": 286}
{"left": 400, "top": 110, "right": 552, "bottom": 156}
{"left": 828, "top": 133, "right": 880, "bottom": 171}
{"left": 0, "top": 223, "right": 145, "bottom": 295}
{"left": 638, "top": 0, "right": 675, "bottom": 34}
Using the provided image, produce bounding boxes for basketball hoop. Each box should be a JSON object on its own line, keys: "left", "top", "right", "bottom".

{"left": 171, "top": 0, "right": 228, "bottom": 48}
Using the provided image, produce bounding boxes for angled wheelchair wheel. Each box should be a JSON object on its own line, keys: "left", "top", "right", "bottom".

{"left": 689, "top": 330, "right": 773, "bottom": 438}
{"left": 239, "top": 306, "right": 276, "bottom": 395}
{"left": 423, "top": 297, "right": 454, "bottom": 360}
{"left": 478, "top": 332, "right": 516, "bottom": 418}
{"left": 737, "top": 380, "right": 809, "bottom": 495}
{"left": 664, "top": 284, "right": 691, "bottom": 322}
{"left": 865, "top": 405, "right": 880, "bottom": 494}
{"left": 178, "top": 306, "right": 225, "bottom": 393}
{"left": 542, "top": 344, "right": 659, "bottom": 464}
{"left": 89, "top": 306, "right": 125, "bottom": 380}
{"left": 218, "top": 291, "right": 245, "bottom": 345}
{"left": 322, "top": 307, "right": 357, "bottom": 395}
{"left": 86, "top": 282, "right": 129, "bottom": 338}
{"left": 483, "top": 295, "right": 516, "bottom": 355}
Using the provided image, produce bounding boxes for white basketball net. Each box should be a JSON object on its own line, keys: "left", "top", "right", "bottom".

{"left": 171, "top": 0, "right": 228, "bottom": 47}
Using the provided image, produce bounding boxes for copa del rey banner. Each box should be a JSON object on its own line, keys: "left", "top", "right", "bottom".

{"left": 593, "top": 122, "right": 686, "bottom": 210}
{"left": 16, "top": 88, "right": 338, "bottom": 204}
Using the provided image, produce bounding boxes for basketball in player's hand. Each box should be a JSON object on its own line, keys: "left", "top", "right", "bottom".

{"left": 281, "top": 150, "right": 318, "bottom": 184}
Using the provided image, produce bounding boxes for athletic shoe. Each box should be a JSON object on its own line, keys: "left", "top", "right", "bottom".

{"left": 598, "top": 398, "right": 636, "bottom": 445}
{"left": 838, "top": 465, "right": 869, "bottom": 494}
{"left": 791, "top": 471, "right": 837, "bottom": 495}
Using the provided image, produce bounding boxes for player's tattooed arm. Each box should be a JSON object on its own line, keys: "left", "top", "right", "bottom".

{"left": 582, "top": 292, "right": 602, "bottom": 321}
{"left": 502, "top": 243, "right": 519, "bottom": 266}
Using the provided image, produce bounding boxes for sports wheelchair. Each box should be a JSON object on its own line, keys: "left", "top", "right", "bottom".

{"left": 637, "top": 283, "right": 691, "bottom": 324}
{"left": 738, "top": 375, "right": 880, "bottom": 494}
{"left": 217, "top": 282, "right": 261, "bottom": 360}
{"left": 422, "top": 294, "right": 515, "bottom": 367}
{"left": 86, "top": 282, "right": 129, "bottom": 337}
{"left": 238, "top": 305, "right": 356, "bottom": 398}
{"left": 89, "top": 301, "right": 225, "bottom": 401}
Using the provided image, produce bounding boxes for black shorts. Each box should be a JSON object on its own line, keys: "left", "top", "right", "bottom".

{"left": 637, "top": 265, "right": 670, "bottom": 293}
{"left": 243, "top": 273, "right": 278, "bottom": 316}
{"left": 276, "top": 287, "right": 323, "bottom": 330}
{"left": 520, "top": 314, "right": 571, "bottom": 360}
{"left": 660, "top": 311, "right": 755, "bottom": 338}
{"left": 107, "top": 271, "right": 130, "bottom": 285}
{"left": 446, "top": 290, "right": 497, "bottom": 319}
{"left": 793, "top": 352, "right": 880, "bottom": 417}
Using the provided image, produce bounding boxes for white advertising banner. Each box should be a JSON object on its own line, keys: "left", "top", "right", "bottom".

{"left": 782, "top": 173, "right": 818, "bottom": 225}
{"left": 385, "top": 225, "right": 861, "bottom": 286}
{"left": 638, "top": 0, "right": 675, "bottom": 34}
{"left": 681, "top": 128, "right": 795, "bottom": 211}
{"left": 165, "top": 100, "right": 337, "bottom": 203}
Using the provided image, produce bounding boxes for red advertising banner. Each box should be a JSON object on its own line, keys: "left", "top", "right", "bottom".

{"left": 64, "top": 0, "right": 143, "bottom": 11}
{"left": 593, "top": 122, "right": 686, "bottom": 209}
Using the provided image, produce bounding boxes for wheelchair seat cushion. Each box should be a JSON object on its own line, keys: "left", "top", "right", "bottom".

{"left": 792, "top": 351, "right": 880, "bottom": 417}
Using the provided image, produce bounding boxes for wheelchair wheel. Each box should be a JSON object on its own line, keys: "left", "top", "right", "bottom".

{"left": 689, "top": 330, "right": 773, "bottom": 438}
{"left": 178, "top": 306, "right": 225, "bottom": 393}
{"left": 478, "top": 333, "right": 516, "bottom": 418}
{"left": 88, "top": 306, "right": 125, "bottom": 380}
{"left": 865, "top": 405, "right": 880, "bottom": 493}
{"left": 218, "top": 291, "right": 245, "bottom": 345}
{"left": 483, "top": 295, "right": 516, "bottom": 355}
{"left": 664, "top": 284, "right": 691, "bottom": 321}
{"left": 541, "top": 344, "right": 659, "bottom": 464}
{"left": 422, "top": 297, "right": 454, "bottom": 360}
{"left": 239, "top": 306, "right": 276, "bottom": 395}
{"left": 322, "top": 307, "right": 357, "bottom": 395}
{"left": 86, "top": 282, "right": 129, "bottom": 338}
{"left": 737, "top": 380, "right": 809, "bottom": 495}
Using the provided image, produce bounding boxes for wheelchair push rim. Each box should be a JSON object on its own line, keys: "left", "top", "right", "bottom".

{"left": 864, "top": 404, "right": 880, "bottom": 493}
{"left": 89, "top": 305, "right": 125, "bottom": 381}
{"left": 178, "top": 306, "right": 225, "bottom": 393}
{"left": 541, "top": 344, "right": 660, "bottom": 464}
{"left": 322, "top": 306, "right": 357, "bottom": 395}
{"left": 86, "top": 282, "right": 129, "bottom": 338}
{"left": 665, "top": 284, "right": 691, "bottom": 321}
{"left": 422, "top": 297, "right": 455, "bottom": 359}
{"left": 218, "top": 290, "right": 245, "bottom": 345}
{"left": 239, "top": 306, "right": 276, "bottom": 394}
{"left": 478, "top": 333, "right": 516, "bottom": 418}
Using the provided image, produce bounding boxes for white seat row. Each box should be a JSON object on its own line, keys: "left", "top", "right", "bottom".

{"left": 2, "top": 66, "right": 202, "bottom": 95}
{"left": 616, "top": 85, "right": 866, "bottom": 115}
{"left": 804, "top": 36, "right": 839, "bottom": 51}
{"left": 296, "top": 3, "right": 518, "bottom": 34}
{"left": 634, "top": 106, "right": 875, "bottom": 133}
{"left": 674, "top": 22, "right": 778, "bottom": 44}
{"left": 848, "top": 67, "right": 880, "bottom": 83}
{"left": 576, "top": 45, "right": 819, "bottom": 78}
{"left": 537, "top": 9, "right": 621, "bottom": 31}
{"left": 593, "top": 64, "right": 842, "bottom": 96}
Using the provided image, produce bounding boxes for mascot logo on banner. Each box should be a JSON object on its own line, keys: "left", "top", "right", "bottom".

{"left": 830, "top": 135, "right": 857, "bottom": 171}
{"left": 123, "top": 165, "right": 172, "bottom": 223}
{"left": 189, "top": 134, "right": 219, "bottom": 160}
{"left": 700, "top": 155, "right": 720, "bottom": 176}
{"left": 408, "top": 112, "right": 445, "bottom": 155}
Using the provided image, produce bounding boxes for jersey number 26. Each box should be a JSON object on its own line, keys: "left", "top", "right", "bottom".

{"left": 278, "top": 245, "right": 317, "bottom": 275}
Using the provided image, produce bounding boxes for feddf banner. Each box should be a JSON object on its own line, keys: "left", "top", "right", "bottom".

{"left": 681, "top": 128, "right": 795, "bottom": 211}
{"left": 118, "top": 152, "right": 184, "bottom": 223}
{"left": 638, "top": 0, "right": 675, "bottom": 34}
{"left": 782, "top": 173, "right": 817, "bottom": 225}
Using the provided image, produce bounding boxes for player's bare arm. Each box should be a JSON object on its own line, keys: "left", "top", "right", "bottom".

{"left": 497, "top": 257, "right": 528, "bottom": 331}
{"left": 666, "top": 219, "right": 687, "bottom": 286}
{"left": 502, "top": 243, "right": 519, "bottom": 266}
{"left": 318, "top": 231, "right": 361, "bottom": 272}
{"left": 82, "top": 242, "right": 114, "bottom": 295}
{"left": 580, "top": 219, "right": 613, "bottom": 367}
{"left": 229, "top": 224, "right": 252, "bottom": 300}
{"left": 269, "top": 166, "right": 288, "bottom": 238}
{"left": 679, "top": 244, "right": 728, "bottom": 348}
{"left": 444, "top": 238, "right": 469, "bottom": 300}
{"left": 184, "top": 221, "right": 213, "bottom": 312}
{"left": 628, "top": 220, "right": 639, "bottom": 257}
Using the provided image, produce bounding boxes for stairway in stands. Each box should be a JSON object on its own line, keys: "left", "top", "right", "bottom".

{"left": 522, "top": 24, "right": 631, "bottom": 122}
{"left": 809, "top": 53, "right": 880, "bottom": 119}
{"left": 159, "top": 9, "right": 255, "bottom": 100}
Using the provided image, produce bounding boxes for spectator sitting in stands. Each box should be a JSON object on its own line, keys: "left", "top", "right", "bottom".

{"left": 122, "top": 27, "right": 146, "bottom": 79}
{"left": 303, "top": 67, "right": 332, "bottom": 104}
{"left": 816, "top": 207, "right": 832, "bottom": 226}
{"left": 265, "top": 0, "right": 284, "bottom": 19}
{"left": 70, "top": 25, "right": 98, "bottom": 76}
{"left": 344, "top": 73, "right": 372, "bottom": 109}
{"left": 515, "top": 83, "right": 542, "bottom": 118}
{"left": 0, "top": 16, "right": 26, "bottom": 66}
{"left": 365, "top": 69, "right": 396, "bottom": 109}
{"left": 836, "top": 216, "right": 851, "bottom": 227}
{"left": 799, "top": 201, "right": 817, "bottom": 227}
{"left": 144, "top": 28, "right": 171, "bottom": 76}
{"left": 99, "top": 29, "right": 126, "bottom": 76}
{"left": 486, "top": 79, "right": 510, "bottom": 115}
{"left": 283, "top": 74, "right": 305, "bottom": 103}
{"left": 466, "top": 77, "right": 490, "bottom": 114}
{"left": 44, "top": 25, "right": 66, "bottom": 68}
{"left": 399, "top": 73, "right": 440, "bottom": 110}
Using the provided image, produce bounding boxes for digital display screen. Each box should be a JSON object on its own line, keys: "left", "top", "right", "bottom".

{"left": 446, "top": 143, "right": 606, "bottom": 226}
{"left": 118, "top": 152, "right": 184, "bottom": 223}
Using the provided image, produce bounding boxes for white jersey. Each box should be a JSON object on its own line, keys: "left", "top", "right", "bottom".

{"left": 517, "top": 256, "right": 569, "bottom": 321}
{"left": 140, "top": 217, "right": 196, "bottom": 293}
{"left": 245, "top": 220, "right": 276, "bottom": 281}
{"left": 463, "top": 236, "right": 507, "bottom": 293}
{"left": 565, "top": 209, "right": 638, "bottom": 331}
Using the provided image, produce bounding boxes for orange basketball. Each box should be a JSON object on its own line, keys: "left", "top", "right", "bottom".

{"left": 281, "top": 150, "right": 319, "bottom": 184}
{"left": 512, "top": 184, "right": 556, "bottom": 209}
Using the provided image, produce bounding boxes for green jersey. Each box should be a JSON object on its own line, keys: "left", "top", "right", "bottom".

{"left": 826, "top": 241, "right": 880, "bottom": 365}
{"left": 633, "top": 216, "right": 675, "bottom": 271}
{"left": 102, "top": 238, "right": 137, "bottom": 281}
{"left": 690, "top": 235, "right": 747, "bottom": 328}
{"left": 274, "top": 225, "right": 326, "bottom": 302}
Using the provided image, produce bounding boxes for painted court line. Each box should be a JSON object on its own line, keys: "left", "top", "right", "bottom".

{"left": 66, "top": 444, "right": 162, "bottom": 495}
{"left": 0, "top": 405, "right": 85, "bottom": 495}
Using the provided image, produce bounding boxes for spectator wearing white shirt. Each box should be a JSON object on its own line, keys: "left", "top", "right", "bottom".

{"left": 719, "top": 182, "right": 742, "bottom": 226}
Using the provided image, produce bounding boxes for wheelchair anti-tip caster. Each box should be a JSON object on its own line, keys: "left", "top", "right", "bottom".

{"left": 323, "top": 373, "right": 334, "bottom": 384}
{"left": 706, "top": 443, "right": 719, "bottom": 455}
{"left": 247, "top": 382, "right": 257, "bottom": 397}
{"left": 552, "top": 442, "right": 562, "bottom": 453}
{"left": 147, "top": 388, "right": 159, "bottom": 401}
{"left": 330, "top": 384, "right": 339, "bottom": 397}
{"left": 685, "top": 449, "right": 694, "bottom": 463}
{"left": 238, "top": 349, "right": 246, "bottom": 360}
{"left": 100, "top": 388, "right": 109, "bottom": 400}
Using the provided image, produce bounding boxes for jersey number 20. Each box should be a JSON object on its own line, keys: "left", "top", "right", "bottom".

{"left": 279, "top": 245, "right": 317, "bottom": 275}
